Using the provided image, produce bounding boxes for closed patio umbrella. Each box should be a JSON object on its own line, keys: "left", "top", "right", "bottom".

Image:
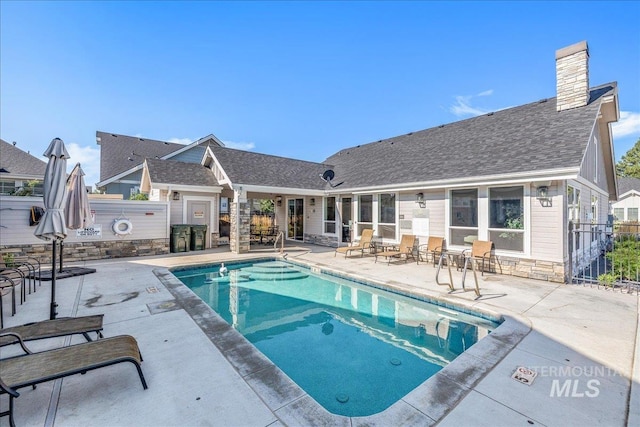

{"left": 60, "top": 163, "right": 93, "bottom": 271}
{"left": 34, "top": 138, "right": 69, "bottom": 320}
{"left": 65, "top": 163, "right": 93, "bottom": 230}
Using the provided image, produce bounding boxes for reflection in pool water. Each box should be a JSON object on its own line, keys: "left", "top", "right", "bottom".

{"left": 174, "top": 260, "right": 499, "bottom": 417}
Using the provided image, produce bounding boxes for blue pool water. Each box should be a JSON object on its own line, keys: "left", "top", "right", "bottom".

{"left": 173, "top": 260, "right": 499, "bottom": 417}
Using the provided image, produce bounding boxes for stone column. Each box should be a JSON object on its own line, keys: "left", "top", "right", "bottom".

{"left": 229, "top": 188, "right": 251, "bottom": 254}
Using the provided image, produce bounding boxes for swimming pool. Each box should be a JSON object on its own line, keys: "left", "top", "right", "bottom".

{"left": 173, "top": 260, "right": 500, "bottom": 417}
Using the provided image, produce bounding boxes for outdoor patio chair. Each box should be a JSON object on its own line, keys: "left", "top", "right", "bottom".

{"left": 417, "top": 236, "right": 445, "bottom": 267}
{"left": 0, "top": 314, "right": 104, "bottom": 347}
{"left": 374, "top": 234, "right": 417, "bottom": 265}
{"left": 0, "top": 334, "right": 148, "bottom": 427}
{"left": 462, "top": 240, "right": 500, "bottom": 275}
{"left": 0, "top": 276, "right": 21, "bottom": 328}
{"left": 335, "top": 229, "right": 375, "bottom": 258}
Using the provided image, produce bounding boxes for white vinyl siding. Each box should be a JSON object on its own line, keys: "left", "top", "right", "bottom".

{"left": 0, "top": 196, "right": 169, "bottom": 245}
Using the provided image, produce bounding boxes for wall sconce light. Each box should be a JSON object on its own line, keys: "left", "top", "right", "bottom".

{"left": 275, "top": 196, "right": 282, "bottom": 206}
{"left": 536, "top": 186, "right": 549, "bottom": 199}
{"left": 416, "top": 192, "right": 424, "bottom": 203}
{"left": 309, "top": 197, "right": 315, "bottom": 206}
{"left": 172, "top": 191, "right": 180, "bottom": 201}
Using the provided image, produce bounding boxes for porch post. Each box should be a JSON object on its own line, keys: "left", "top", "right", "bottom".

{"left": 230, "top": 187, "right": 250, "bottom": 254}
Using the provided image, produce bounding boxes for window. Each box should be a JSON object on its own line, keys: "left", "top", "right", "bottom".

{"left": 450, "top": 189, "right": 478, "bottom": 246}
{"left": 567, "top": 185, "right": 581, "bottom": 252}
{"left": 378, "top": 193, "right": 396, "bottom": 239}
{"left": 489, "top": 186, "right": 524, "bottom": 251}
{"left": 591, "top": 195, "right": 598, "bottom": 242}
{"left": 613, "top": 208, "right": 624, "bottom": 221}
{"left": 324, "top": 197, "right": 336, "bottom": 234}
{"left": 357, "top": 195, "right": 373, "bottom": 236}
{"left": 629, "top": 208, "right": 639, "bottom": 222}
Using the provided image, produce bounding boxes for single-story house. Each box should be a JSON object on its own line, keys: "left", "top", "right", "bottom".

{"left": 612, "top": 176, "right": 640, "bottom": 222}
{"left": 0, "top": 139, "right": 47, "bottom": 196}
{"left": 102, "top": 41, "right": 620, "bottom": 283}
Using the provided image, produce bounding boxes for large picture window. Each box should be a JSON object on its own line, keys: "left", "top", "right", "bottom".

{"left": 324, "top": 197, "right": 336, "bottom": 234}
{"left": 489, "top": 186, "right": 524, "bottom": 252}
{"left": 450, "top": 189, "right": 478, "bottom": 246}
{"left": 378, "top": 193, "right": 396, "bottom": 239}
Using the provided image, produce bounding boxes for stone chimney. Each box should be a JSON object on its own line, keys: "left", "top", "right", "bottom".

{"left": 555, "top": 41, "right": 589, "bottom": 111}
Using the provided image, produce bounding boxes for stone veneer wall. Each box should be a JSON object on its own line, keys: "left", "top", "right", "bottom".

{"left": 496, "top": 255, "right": 566, "bottom": 283}
{"left": 229, "top": 202, "right": 251, "bottom": 254}
{"left": 1, "top": 239, "right": 169, "bottom": 264}
{"left": 303, "top": 233, "right": 339, "bottom": 248}
{"left": 555, "top": 41, "right": 589, "bottom": 112}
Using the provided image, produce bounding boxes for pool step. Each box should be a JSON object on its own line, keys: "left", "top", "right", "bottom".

{"left": 242, "top": 265, "right": 309, "bottom": 281}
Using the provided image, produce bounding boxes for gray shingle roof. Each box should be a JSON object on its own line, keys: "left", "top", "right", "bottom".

{"left": 324, "top": 83, "right": 616, "bottom": 189}
{"left": 618, "top": 176, "right": 640, "bottom": 195}
{"left": 97, "top": 131, "right": 186, "bottom": 181}
{"left": 145, "top": 158, "right": 218, "bottom": 187}
{"left": 0, "top": 139, "right": 48, "bottom": 177}
{"left": 208, "top": 145, "right": 331, "bottom": 190}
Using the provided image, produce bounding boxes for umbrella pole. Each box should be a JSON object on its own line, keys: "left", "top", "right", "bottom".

{"left": 50, "top": 240, "right": 58, "bottom": 320}
{"left": 59, "top": 240, "right": 64, "bottom": 272}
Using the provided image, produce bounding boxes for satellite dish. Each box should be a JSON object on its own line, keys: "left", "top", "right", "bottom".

{"left": 319, "top": 169, "right": 343, "bottom": 188}
{"left": 321, "top": 170, "right": 335, "bottom": 182}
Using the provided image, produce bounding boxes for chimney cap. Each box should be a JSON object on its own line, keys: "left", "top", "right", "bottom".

{"left": 556, "top": 40, "right": 589, "bottom": 60}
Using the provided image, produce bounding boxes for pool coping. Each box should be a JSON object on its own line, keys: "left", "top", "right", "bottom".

{"left": 154, "top": 255, "right": 532, "bottom": 426}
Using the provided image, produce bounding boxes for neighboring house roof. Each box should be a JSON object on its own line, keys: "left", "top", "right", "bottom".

{"left": 324, "top": 83, "right": 617, "bottom": 191}
{"left": 617, "top": 176, "right": 640, "bottom": 196}
{"left": 207, "top": 145, "right": 332, "bottom": 191}
{"left": 96, "top": 131, "right": 185, "bottom": 182}
{"left": 144, "top": 158, "right": 219, "bottom": 187}
{"left": 96, "top": 131, "right": 225, "bottom": 186}
{"left": 0, "top": 138, "right": 47, "bottom": 179}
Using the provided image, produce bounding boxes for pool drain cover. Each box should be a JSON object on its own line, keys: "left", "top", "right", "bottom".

{"left": 336, "top": 393, "right": 349, "bottom": 403}
{"left": 390, "top": 358, "right": 402, "bottom": 366}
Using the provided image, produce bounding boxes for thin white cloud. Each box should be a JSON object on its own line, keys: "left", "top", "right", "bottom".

{"left": 478, "top": 89, "right": 493, "bottom": 97}
{"left": 449, "top": 95, "right": 491, "bottom": 117}
{"left": 167, "top": 137, "right": 193, "bottom": 145}
{"left": 223, "top": 140, "right": 255, "bottom": 151}
{"left": 612, "top": 111, "right": 640, "bottom": 138}
{"left": 65, "top": 142, "right": 101, "bottom": 189}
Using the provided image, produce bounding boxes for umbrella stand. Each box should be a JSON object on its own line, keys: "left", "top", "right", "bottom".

{"left": 59, "top": 241, "right": 64, "bottom": 272}
{"left": 50, "top": 240, "right": 58, "bottom": 320}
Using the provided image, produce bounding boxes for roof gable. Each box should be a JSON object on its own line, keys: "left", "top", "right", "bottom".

{"left": 324, "top": 84, "right": 616, "bottom": 190}
{"left": 208, "top": 145, "right": 332, "bottom": 190}
{"left": 144, "top": 158, "right": 219, "bottom": 187}
{"left": 0, "top": 139, "right": 48, "bottom": 178}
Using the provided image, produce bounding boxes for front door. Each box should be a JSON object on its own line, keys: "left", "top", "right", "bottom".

{"left": 287, "top": 198, "right": 304, "bottom": 241}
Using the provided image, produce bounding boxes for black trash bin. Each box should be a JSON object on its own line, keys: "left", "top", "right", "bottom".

{"left": 170, "top": 225, "right": 191, "bottom": 253}
{"left": 190, "top": 224, "right": 207, "bottom": 251}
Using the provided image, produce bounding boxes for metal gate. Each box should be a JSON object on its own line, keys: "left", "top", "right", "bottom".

{"left": 570, "top": 222, "right": 640, "bottom": 293}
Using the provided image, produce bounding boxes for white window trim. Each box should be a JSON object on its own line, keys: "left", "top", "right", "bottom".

{"left": 446, "top": 185, "right": 531, "bottom": 257}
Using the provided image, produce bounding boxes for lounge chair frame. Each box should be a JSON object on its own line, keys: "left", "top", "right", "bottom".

{"left": 0, "top": 334, "right": 147, "bottom": 427}
{"left": 335, "top": 229, "right": 375, "bottom": 258}
{"left": 0, "top": 315, "right": 104, "bottom": 347}
{"left": 374, "top": 234, "right": 417, "bottom": 265}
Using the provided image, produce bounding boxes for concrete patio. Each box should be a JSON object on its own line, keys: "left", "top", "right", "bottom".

{"left": 1, "top": 243, "right": 638, "bottom": 426}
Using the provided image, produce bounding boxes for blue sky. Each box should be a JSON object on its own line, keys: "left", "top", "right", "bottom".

{"left": 1, "top": 1, "right": 639, "bottom": 189}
